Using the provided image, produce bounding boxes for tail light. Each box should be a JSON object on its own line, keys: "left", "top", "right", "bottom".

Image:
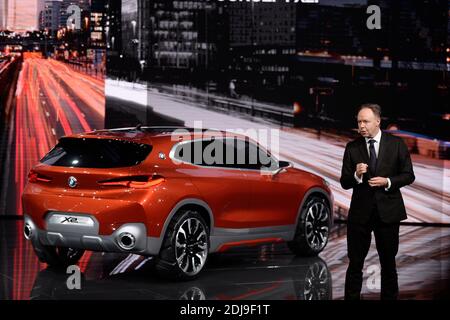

{"left": 27, "top": 170, "right": 52, "bottom": 183}
{"left": 98, "top": 175, "right": 165, "bottom": 189}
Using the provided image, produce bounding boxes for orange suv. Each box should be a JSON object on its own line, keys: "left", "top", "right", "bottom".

{"left": 22, "top": 127, "right": 333, "bottom": 280}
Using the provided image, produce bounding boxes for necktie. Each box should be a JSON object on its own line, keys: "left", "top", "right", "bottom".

{"left": 368, "top": 139, "right": 377, "bottom": 176}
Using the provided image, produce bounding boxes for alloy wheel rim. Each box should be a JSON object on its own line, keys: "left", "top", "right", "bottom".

{"left": 303, "top": 261, "right": 330, "bottom": 300}
{"left": 179, "top": 287, "right": 206, "bottom": 300}
{"left": 305, "top": 201, "right": 329, "bottom": 251}
{"left": 175, "top": 217, "right": 208, "bottom": 276}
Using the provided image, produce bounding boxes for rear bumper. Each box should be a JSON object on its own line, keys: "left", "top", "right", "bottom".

{"left": 24, "top": 215, "right": 163, "bottom": 256}
{"left": 21, "top": 186, "right": 154, "bottom": 236}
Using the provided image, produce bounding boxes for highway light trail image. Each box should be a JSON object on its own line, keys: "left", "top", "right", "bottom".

{"left": 3, "top": 56, "right": 104, "bottom": 215}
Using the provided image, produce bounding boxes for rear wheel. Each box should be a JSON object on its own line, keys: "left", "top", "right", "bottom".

{"left": 288, "top": 196, "right": 330, "bottom": 256}
{"left": 154, "top": 209, "right": 210, "bottom": 280}
{"left": 31, "top": 241, "right": 85, "bottom": 268}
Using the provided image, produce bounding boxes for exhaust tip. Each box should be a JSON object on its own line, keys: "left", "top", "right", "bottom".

{"left": 117, "top": 232, "right": 136, "bottom": 250}
{"left": 24, "top": 223, "right": 33, "bottom": 240}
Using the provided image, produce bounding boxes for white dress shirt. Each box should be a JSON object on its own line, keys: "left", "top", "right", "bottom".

{"left": 354, "top": 129, "right": 391, "bottom": 190}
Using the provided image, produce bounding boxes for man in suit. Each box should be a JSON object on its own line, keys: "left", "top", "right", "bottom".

{"left": 340, "top": 103, "right": 415, "bottom": 300}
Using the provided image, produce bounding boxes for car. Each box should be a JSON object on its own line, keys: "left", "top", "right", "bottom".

{"left": 22, "top": 126, "right": 333, "bottom": 280}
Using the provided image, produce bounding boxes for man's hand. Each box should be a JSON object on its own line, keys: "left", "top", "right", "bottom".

{"left": 368, "top": 177, "right": 389, "bottom": 188}
{"left": 356, "top": 163, "right": 368, "bottom": 179}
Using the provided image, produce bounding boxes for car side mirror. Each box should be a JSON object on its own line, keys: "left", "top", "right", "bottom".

{"left": 278, "top": 160, "right": 291, "bottom": 168}
{"left": 272, "top": 161, "right": 292, "bottom": 176}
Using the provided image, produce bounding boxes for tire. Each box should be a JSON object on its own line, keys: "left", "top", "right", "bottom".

{"left": 31, "top": 241, "right": 85, "bottom": 269}
{"left": 288, "top": 196, "right": 330, "bottom": 256}
{"left": 154, "top": 209, "right": 210, "bottom": 281}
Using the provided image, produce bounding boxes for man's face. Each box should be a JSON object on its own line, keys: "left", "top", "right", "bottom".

{"left": 357, "top": 108, "right": 380, "bottom": 138}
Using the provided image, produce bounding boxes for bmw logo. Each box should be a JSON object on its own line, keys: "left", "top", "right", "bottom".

{"left": 68, "top": 176, "right": 78, "bottom": 188}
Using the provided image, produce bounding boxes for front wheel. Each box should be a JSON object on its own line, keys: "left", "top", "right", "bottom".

{"left": 288, "top": 196, "right": 330, "bottom": 256}
{"left": 154, "top": 209, "right": 210, "bottom": 280}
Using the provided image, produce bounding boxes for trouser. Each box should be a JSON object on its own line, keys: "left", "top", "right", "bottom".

{"left": 344, "top": 205, "right": 400, "bottom": 300}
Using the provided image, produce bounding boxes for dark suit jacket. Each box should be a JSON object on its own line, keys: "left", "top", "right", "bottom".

{"left": 340, "top": 131, "right": 415, "bottom": 224}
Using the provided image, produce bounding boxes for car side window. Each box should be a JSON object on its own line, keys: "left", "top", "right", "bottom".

{"left": 172, "top": 138, "right": 276, "bottom": 170}
{"left": 243, "top": 140, "right": 275, "bottom": 170}
{"left": 172, "top": 139, "right": 232, "bottom": 168}
{"left": 218, "top": 138, "right": 273, "bottom": 170}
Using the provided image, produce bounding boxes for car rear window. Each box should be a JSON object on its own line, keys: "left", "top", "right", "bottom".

{"left": 40, "top": 137, "right": 152, "bottom": 168}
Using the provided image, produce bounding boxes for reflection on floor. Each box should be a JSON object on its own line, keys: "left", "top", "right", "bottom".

{"left": 0, "top": 220, "right": 449, "bottom": 300}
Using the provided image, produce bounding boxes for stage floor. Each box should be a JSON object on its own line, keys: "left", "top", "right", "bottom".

{"left": 1, "top": 219, "right": 449, "bottom": 300}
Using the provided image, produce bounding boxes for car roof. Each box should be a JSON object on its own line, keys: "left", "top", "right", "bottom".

{"left": 63, "top": 126, "right": 251, "bottom": 144}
